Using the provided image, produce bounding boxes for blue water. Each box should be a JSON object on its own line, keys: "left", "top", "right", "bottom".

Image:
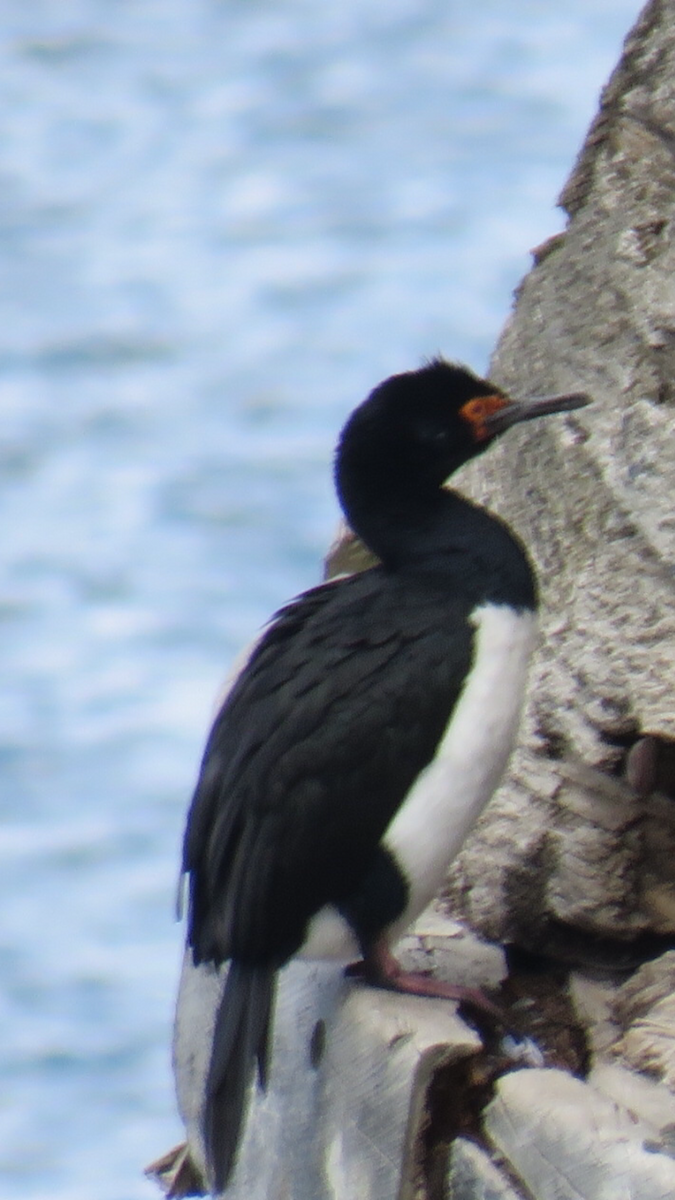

{"left": 0, "top": 3, "right": 642, "bottom": 1197}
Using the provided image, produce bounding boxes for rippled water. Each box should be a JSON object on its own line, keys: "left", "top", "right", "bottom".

{"left": 0, "top": 3, "right": 641, "bottom": 1197}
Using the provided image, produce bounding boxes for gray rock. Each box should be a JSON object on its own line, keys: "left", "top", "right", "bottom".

{"left": 590, "top": 1062, "right": 675, "bottom": 1145}
{"left": 447, "top": 1138, "right": 524, "bottom": 1200}
{"left": 398, "top": 910, "right": 508, "bottom": 989}
{"left": 613, "top": 954, "right": 675, "bottom": 1092}
{"left": 173, "top": 926, "right": 485, "bottom": 1200}
{"left": 444, "top": 0, "right": 675, "bottom": 949}
{"left": 568, "top": 970, "right": 624, "bottom": 1059}
{"left": 614, "top": 951, "right": 675, "bottom": 1029}
{"left": 485, "top": 1068, "right": 675, "bottom": 1200}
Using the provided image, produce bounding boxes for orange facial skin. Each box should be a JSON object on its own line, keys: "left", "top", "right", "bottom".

{"left": 459, "top": 394, "right": 510, "bottom": 443}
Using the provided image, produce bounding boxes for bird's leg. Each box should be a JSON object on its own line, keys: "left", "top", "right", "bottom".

{"left": 345, "top": 938, "right": 508, "bottom": 1025}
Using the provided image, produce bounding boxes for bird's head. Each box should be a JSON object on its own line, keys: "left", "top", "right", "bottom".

{"left": 336, "top": 359, "right": 589, "bottom": 505}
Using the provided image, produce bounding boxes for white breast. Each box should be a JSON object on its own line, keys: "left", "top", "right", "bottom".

{"left": 301, "top": 602, "right": 536, "bottom": 961}
{"left": 383, "top": 602, "right": 537, "bottom": 936}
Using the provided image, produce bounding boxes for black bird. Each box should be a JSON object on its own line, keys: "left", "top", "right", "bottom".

{"left": 181, "top": 359, "right": 589, "bottom": 1193}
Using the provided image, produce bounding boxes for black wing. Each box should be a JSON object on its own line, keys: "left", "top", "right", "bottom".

{"left": 183, "top": 566, "right": 474, "bottom": 968}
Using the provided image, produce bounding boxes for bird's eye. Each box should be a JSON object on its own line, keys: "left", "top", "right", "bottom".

{"left": 464, "top": 398, "right": 491, "bottom": 422}
{"left": 415, "top": 421, "right": 448, "bottom": 446}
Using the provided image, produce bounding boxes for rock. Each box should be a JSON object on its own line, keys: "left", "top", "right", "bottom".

{"left": 443, "top": 751, "right": 657, "bottom": 950}
{"left": 398, "top": 910, "right": 508, "bottom": 989}
{"left": 590, "top": 1062, "right": 675, "bottom": 1145}
{"left": 615, "top": 996, "right": 675, "bottom": 1092}
{"left": 568, "top": 971, "right": 624, "bottom": 1058}
{"left": 613, "top": 951, "right": 675, "bottom": 1029}
{"left": 485, "top": 1067, "right": 675, "bottom": 1200}
{"left": 439, "top": 0, "right": 675, "bottom": 948}
{"left": 172, "top": 915, "right": 490, "bottom": 1200}
{"left": 447, "top": 1137, "right": 524, "bottom": 1199}
{"left": 606, "top": 952, "right": 675, "bottom": 1095}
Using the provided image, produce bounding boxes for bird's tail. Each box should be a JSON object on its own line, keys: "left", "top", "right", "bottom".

{"left": 204, "top": 961, "right": 276, "bottom": 1194}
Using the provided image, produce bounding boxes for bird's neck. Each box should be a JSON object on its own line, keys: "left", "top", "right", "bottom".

{"left": 342, "top": 485, "right": 537, "bottom": 611}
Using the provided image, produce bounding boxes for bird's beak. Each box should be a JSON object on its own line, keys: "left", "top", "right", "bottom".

{"left": 483, "top": 391, "right": 591, "bottom": 436}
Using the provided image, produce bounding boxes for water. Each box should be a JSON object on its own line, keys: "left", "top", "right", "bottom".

{"left": 0, "top": 2, "right": 642, "bottom": 1197}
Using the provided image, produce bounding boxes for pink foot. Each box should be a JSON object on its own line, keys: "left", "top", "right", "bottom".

{"left": 346, "top": 941, "right": 508, "bottom": 1026}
